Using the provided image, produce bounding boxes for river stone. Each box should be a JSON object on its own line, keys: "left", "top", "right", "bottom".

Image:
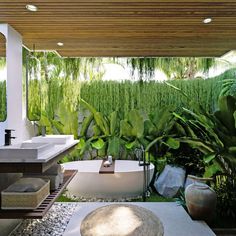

{"left": 80, "top": 204, "right": 164, "bottom": 236}
{"left": 154, "top": 165, "right": 186, "bottom": 197}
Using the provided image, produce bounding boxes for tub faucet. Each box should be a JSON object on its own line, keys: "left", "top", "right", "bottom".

{"left": 135, "top": 145, "right": 151, "bottom": 202}
{"left": 4, "top": 129, "right": 16, "bottom": 146}
{"left": 135, "top": 146, "right": 145, "bottom": 166}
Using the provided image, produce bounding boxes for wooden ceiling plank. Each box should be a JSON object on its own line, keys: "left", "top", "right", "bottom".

{"left": 0, "top": 0, "right": 236, "bottom": 57}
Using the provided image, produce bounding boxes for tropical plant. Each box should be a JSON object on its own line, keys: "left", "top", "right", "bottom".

{"left": 144, "top": 106, "right": 179, "bottom": 152}
{"left": 214, "top": 174, "right": 236, "bottom": 218}
{"left": 78, "top": 99, "right": 123, "bottom": 158}
{"left": 166, "top": 148, "right": 205, "bottom": 176}
{"left": 77, "top": 99, "right": 182, "bottom": 161}
{"left": 173, "top": 95, "right": 236, "bottom": 179}
{"left": 220, "top": 69, "right": 236, "bottom": 96}
{"left": 27, "top": 79, "right": 41, "bottom": 121}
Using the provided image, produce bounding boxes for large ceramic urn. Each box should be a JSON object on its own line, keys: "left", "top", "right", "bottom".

{"left": 185, "top": 176, "right": 216, "bottom": 223}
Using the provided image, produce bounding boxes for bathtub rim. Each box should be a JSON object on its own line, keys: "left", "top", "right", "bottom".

{"left": 62, "top": 160, "right": 155, "bottom": 173}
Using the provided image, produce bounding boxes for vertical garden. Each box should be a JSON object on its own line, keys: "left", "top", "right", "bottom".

{"left": 25, "top": 50, "right": 229, "bottom": 124}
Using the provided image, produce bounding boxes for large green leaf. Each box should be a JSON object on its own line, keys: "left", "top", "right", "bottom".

{"left": 78, "top": 138, "right": 92, "bottom": 156}
{"left": 80, "top": 99, "right": 97, "bottom": 114}
{"left": 51, "top": 120, "right": 64, "bottom": 134}
{"left": 98, "top": 143, "right": 107, "bottom": 157}
{"left": 145, "top": 136, "right": 164, "bottom": 152}
{"left": 80, "top": 99, "right": 110, "bottom": 135}
{"left": 39, "top": 114, "right": 51, "bottom": 127}
{"left": 80, "top": 114, "right": 93, "bottom": 137}
{"left": 203, "top": 154, "right": 216, "bottom": 164}
{"left": 165, "top": 137, "right": 180, "bottom": 149}
{"left": 234, "top": 111, "right": 236, "bottom": 129}
{"left": 125, "top": 140, "right": 138, "bottom": 150}
{"left": 91, "top": 138, "right": 105, "bottom": 150}
{"left": 128, "top": 109, "right": 144, "bottom": 138}
{"left": 144, "top": 119, "right": 156, "bottom": 135}
{"left": 173, "top": 112, "right": 187, "bottom": 123}
{"left": 150, "top": 109, "right": 173, "bottom": 134}
{"left": 215, "top": 95, "right": 236, "bottom": 133}
{"left": 78, "top": 138, "right": 86, "bottom": 150}
{"left": 94, "top": 112, "right": 108, "bottom": 135}
{"left": 107, "top": 136, "right": 120, "bottom": 157}
{"left": 109, "top": 111, "right": 118, "bottom": 136}
{"left": 92, "top": 124, "right": 101, "bottom": 136}
{"left": 177, "top": 138, "right": 214, "bottom": 153}
{"left": 120, "top": 120, "right": 133, "bottom": 137}
{"left": 174, "top": 122, "right": 186, "bottom": 136}
{"left": 204, "top": 162, "right": 221, "bottom": 178}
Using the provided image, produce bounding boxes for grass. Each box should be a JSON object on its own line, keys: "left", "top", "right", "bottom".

{"left": 56, "top": 190, "right": 174, "bottom": 203}
{"left": 57, "top": 195, "right": 77, "bottom": 202}
{"left": 133, "top": 191, "right": 174, "bottom": 202}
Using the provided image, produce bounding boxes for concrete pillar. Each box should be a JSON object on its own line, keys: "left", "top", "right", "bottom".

{"left": 0, "top": 24, "right": 34, "bottom": 146}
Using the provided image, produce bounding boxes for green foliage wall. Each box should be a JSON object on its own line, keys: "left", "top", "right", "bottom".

{"left": 27, "top": 66, "right": 234, "bottom": 123}
{"left": 80, "top": 74, "right": 224, "bottom": 118}
{"left": 28, "top": 80, "right": 41, "bottom": 120}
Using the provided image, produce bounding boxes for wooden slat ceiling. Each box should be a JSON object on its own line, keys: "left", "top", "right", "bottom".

{"left": 0, "top": 0, "right": 236, "bottom": 57}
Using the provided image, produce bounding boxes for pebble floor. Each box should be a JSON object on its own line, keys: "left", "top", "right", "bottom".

{"left": 10, "top": 203, "right": 79, "bottom": 236}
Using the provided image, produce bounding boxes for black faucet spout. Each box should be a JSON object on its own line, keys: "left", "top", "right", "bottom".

{"left": 4, "top": 129, "right": 16, "bottom": 146}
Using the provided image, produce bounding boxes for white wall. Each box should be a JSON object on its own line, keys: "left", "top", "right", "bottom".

{"left": 0, "top": 24, "right": 34, "bottom": 146}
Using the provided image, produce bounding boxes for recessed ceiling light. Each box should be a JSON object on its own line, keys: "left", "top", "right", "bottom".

{"left": 203, "top": 18, "right": 212, "bottom": 24}
{"left": 57, "top": 42, "right": 64, "bottom": 46}
{"left": 26, "top": 4, "right": 38, "bottom": 12}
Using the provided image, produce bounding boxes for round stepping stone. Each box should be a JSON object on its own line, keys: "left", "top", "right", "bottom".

{"left": 80, "top": 204, "right": 164, "bottom": 236}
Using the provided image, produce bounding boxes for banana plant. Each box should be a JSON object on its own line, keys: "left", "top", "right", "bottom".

{"left": 79, "top": 100, "right": 183, "bottom": 160}
{"left": 144, "top": 106, "right": 180, "bottom": 152}
{"left": 120, "top": 107, "right": 181, "bottom": 158}
{"left": 173, "top": 95, "right": 236, "bottom": 178}
{"left": 78, "top": 99, "right": 122, "bottom": 158}
{"left": 120, "top": 109, "right": 145, "bottom": 148}
{"left": 166, "top": 81, "right": 236, "bottom": 178}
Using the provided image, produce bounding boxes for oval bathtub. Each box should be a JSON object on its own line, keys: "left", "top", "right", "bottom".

{"left": 63, "top": 160, "right": 154, "bottom": 199}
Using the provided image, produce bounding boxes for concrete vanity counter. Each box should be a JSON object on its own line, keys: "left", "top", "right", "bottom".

{"left": 0, "top": 136, "right": 79, "bottom": 220}
{"left": 0, "top": 139, "right": 79, "bottom": 173}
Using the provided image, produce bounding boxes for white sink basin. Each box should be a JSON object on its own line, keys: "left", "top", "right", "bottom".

{"left": 0, "top": 142, "right": 55, "bottom": 161}
{"left": 31, "top": 135, "right": 74, "bottom": 144}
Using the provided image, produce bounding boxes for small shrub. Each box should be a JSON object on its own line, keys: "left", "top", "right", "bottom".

{"left": 214, "top": 175, "right": 236, "bottom": 219}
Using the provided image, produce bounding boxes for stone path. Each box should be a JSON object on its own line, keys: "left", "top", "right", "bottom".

{"left": 10, "top": 203, "right": 78, "bottom": 236}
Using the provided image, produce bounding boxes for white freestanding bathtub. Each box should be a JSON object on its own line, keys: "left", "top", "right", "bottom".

{"left": 63, "top": 160, "right": 154, "bottom": 199}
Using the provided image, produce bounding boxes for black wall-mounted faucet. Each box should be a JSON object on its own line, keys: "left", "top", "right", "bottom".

{"left": 4, "top": 129, "right": 16, "bottom": 146}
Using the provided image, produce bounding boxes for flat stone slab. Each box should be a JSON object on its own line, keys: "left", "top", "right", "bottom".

{"left": 80, "top": 204, "right": 164, "bottom": 236}
{"left": 64, "top": 202, "right": 216, "bottom": 236}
